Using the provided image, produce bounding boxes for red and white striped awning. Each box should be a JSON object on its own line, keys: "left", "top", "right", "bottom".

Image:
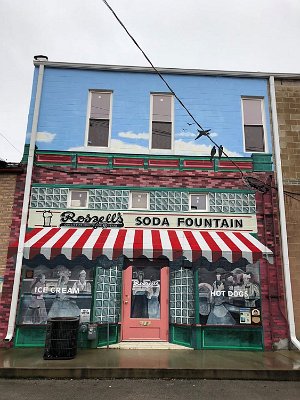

{"left": 10, "top": 227, "right": 273, "bottom": 264}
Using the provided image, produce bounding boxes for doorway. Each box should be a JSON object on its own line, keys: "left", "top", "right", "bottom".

{"left": 121, "top": 261, "right": 169, "bottom": 341}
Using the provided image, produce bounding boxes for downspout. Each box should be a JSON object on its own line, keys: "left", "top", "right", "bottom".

{"left": 5, "top": 63, "right": 44, "bottom": 341}
{"left": 269, "top": 75, "right": 300, "bottom": 350}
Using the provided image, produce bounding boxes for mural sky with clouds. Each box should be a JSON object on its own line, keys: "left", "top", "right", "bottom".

{"left": 27, "top": 67, "right": 271, "bottom": 157}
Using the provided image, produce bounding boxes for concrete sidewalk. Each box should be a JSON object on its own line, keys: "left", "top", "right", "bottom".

{"left": 0, "top": 348, "right": 300, "bottom": 380}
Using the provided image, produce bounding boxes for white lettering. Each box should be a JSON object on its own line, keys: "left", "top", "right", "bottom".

{"left": 211, "top": 290, "right": 225, "bottom": 296}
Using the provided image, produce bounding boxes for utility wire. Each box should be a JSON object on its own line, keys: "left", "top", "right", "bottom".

{"left": 0, "top": 131, "right": 22, "bottom": 155}
{"left": 101, "top": 2, "right": 298, "bottom": 201}
{"left": 101, "top": 0, "right": 245, "bottom": 178}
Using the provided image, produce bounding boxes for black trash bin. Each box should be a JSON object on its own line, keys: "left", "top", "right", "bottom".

{"left": 43, "top": 317, "right": 79, "bottom": 360}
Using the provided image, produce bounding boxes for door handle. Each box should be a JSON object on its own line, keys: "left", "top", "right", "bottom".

{"left": 124, "top": 301, "right": 128, "bottom": 304}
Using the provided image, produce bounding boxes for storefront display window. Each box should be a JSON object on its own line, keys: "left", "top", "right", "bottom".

{"left": 198, "top": 261, "right": 261, "bottom": 326}
{"left": 18, "top": 265, "right": 93, "bottom": 325}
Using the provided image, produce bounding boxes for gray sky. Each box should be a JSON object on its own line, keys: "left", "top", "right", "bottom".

{"left": 1, "top": 0, "right": 300, "bottom": 162}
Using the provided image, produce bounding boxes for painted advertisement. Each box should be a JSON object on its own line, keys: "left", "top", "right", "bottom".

{"left": 28, "top": 209, "right": 258, "bottom": 232}
{"left": 18, "top": 265, "right": 92, "bottom": 325}
{"left": 198, "top": 261, "right": 261, "bottom": 326}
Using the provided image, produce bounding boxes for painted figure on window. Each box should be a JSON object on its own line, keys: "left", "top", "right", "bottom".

{"left": 131, "top": 271, "right": 149, "bottom": 318}
{"left": 206, "top": 280, "right": 238, "bottom": 325}
{"left": 147, "top": 276, "right": 160, "bottom": 319}
{"left": 240, "top": 273, "right": 260, "bottom": 307}
{"left": 199, "top": 283, "right": 212, "bottom": 321}
{"left": 48, "top": 266, "right": 80, "bottom": 319}
{"left": 24, "top": 273, "right": 48, "bottom": 324}
{"left": 72, "top": 270, "right": 91, "bottom": 293}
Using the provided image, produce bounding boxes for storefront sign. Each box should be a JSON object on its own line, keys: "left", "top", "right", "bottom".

{"left": 28, "top": 209, "right": 258, "bottom": 232}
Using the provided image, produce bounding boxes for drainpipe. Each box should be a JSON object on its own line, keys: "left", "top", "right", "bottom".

{"left": 269, "top": 75, "right": 300, "bottom": 350}
{"left": 4, "top": 63, "right": 44, "bottom": 341}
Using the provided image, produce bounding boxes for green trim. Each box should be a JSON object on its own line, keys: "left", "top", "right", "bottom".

{"left": 31, "top": 183, "right": 255, "bottom": 195}
{"left": 200, "top": 326, "right": 264, "bottom": 351}
{"left": 33, "top": 149, "right": 273, "bottom": 173}
{"left": 194, "top": 269, "right": 200, "bottom": 325}
{"left": 91, "top": 266, "right": 97, "bottom": 323}
{"left": 252, "top": 153, "right": 273, "bottom": 172}
{"left": 14, "top": 326, "right": 47, "bottom": 348}
{"left": 97, "top": 324, "right": 119, "bottom": 347}
{"left": 36, "top": 149, "right": 256, "bottom": 162}
{"left": 169, "top": 325, "right": 193, "bottom": 348}
{"left": 21, "top": 144, "right": 30, "bottom": 164}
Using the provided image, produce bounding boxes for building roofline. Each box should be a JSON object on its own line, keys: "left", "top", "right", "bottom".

{"left": 33, "top": 59, "right": 300, "bottom": 79}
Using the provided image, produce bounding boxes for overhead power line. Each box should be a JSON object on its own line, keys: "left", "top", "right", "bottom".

{"left": 101, "top": 0, "right": 245, "bottom": 178}
{"left": 0, "top": 131, "right": 22, "bottom": 155}
{"left": 101, "top": 1, "right": 300, "bottom": 202}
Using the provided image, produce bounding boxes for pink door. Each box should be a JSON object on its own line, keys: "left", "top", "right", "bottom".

{"left": 121, "top": 265, "right": 169, "bottom": 341}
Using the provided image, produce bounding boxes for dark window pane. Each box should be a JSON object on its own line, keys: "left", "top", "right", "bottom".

{"left": 88, "top": 119, "right": 109, "bottom": 147}
{"left": 244, "top": 125, "right": 265, "bottom": 152}
{"left": 90, "top": 92, "right": 111, "bottom": 119}
{"left": 152, "top": 95, "right": 172, "bottom": 122}
{"left": 152, "top": 121, "right": 172, "bottom": 149}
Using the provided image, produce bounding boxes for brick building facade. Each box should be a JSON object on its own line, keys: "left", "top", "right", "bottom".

{"left": 275, "top": 79, "right": 300, "bottom": 338}
{"left": 0, "top": 60, "right": 294, "bottom": 352}
{"left": 0, "top": 164, "right": 24, "bottom": 298}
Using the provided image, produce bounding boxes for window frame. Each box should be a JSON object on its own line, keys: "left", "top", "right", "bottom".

{"left": 241, "top": 97, "right": 268, "bottom": 154}
{"left": 129, "top": 191, "right": 150, "bottom": 210}
{"left": 84, "top": 90, "right": 113, "bottom": 149}
{"left": 149, "top": 93, "right": 174, "bottom": 152}
{"left": 189, "top": 193, "right": 208, "bottom": 212}
{"left": 68, "top": 190, "right": 89, "bottom": 209}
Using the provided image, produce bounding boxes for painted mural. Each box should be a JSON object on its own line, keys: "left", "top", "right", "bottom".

{"left": 18, "top": 265, "right": 92, "bottom": 325}
{"left": 198, "top": 261, "right": 261, "bottom": 326}
{"left": 26, "top": 67, "right": 271, "bottom": 157}
{"left": 131, "top": 266, "right": 161, "bottom": 319}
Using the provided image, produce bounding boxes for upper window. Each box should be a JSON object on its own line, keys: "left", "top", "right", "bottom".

{"left": 190, "top": 194, "right": 207, "bottom": 211}
{"left": 151, "top": 94, "right": 173, "bottom": 150}
{"left": 68, "top": 190, "right": 88, "bottom": 208}
{"left": 130, "top": 192, "right": 149, "bottom": 210}
{"left": 86, "top": 91, "right": 112, "bottom": 147}
{"left": 242, "top": 98, "right": 266, "bottom": 153}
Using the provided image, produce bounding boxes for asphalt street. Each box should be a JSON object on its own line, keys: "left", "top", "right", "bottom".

{"left": 0, "top": 379, "right": 300, "bottom": 400}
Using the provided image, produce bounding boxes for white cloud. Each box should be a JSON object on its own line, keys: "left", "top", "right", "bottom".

{"left": 68, "top": 139, "right": 149, "bottom": 154}
{"left": 175, "top": 131, "right": 196, "bottom": 138}
{"left": 176, "top": 131, "right": 219, "bottom": 139}
{"left": 110, "top": 139, "right": 148, "bottom": 153}
{"left": 69, "top": 139, "right": 240, "bottom": 157}
{"left": 35, "top": 131, "right": 56, "bottom": 143}
{"left": 118, "top": 131, "right": 149, "bottom": 140}
{"left": 68, "top": 146, "right": 91, "bottom": 151}
{"left": 174, "top": 139, "right": 241, "bottom": 157}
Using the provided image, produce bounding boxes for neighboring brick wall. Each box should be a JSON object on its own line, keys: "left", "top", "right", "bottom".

{"left": 0, "top": 173, "right": 17, "bottom": 278}
{"left": 0, "top": 172, "right": 25, "bottom": 344}
{"left": 0, "top": 164, "right": 288, "bottom": 349}
{"left": 275, "top": 79, "right": 300, "bottom": 339}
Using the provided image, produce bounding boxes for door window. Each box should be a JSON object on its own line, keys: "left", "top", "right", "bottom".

{"left": 131, "top": 266, "right": 161, "bottom": 319}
